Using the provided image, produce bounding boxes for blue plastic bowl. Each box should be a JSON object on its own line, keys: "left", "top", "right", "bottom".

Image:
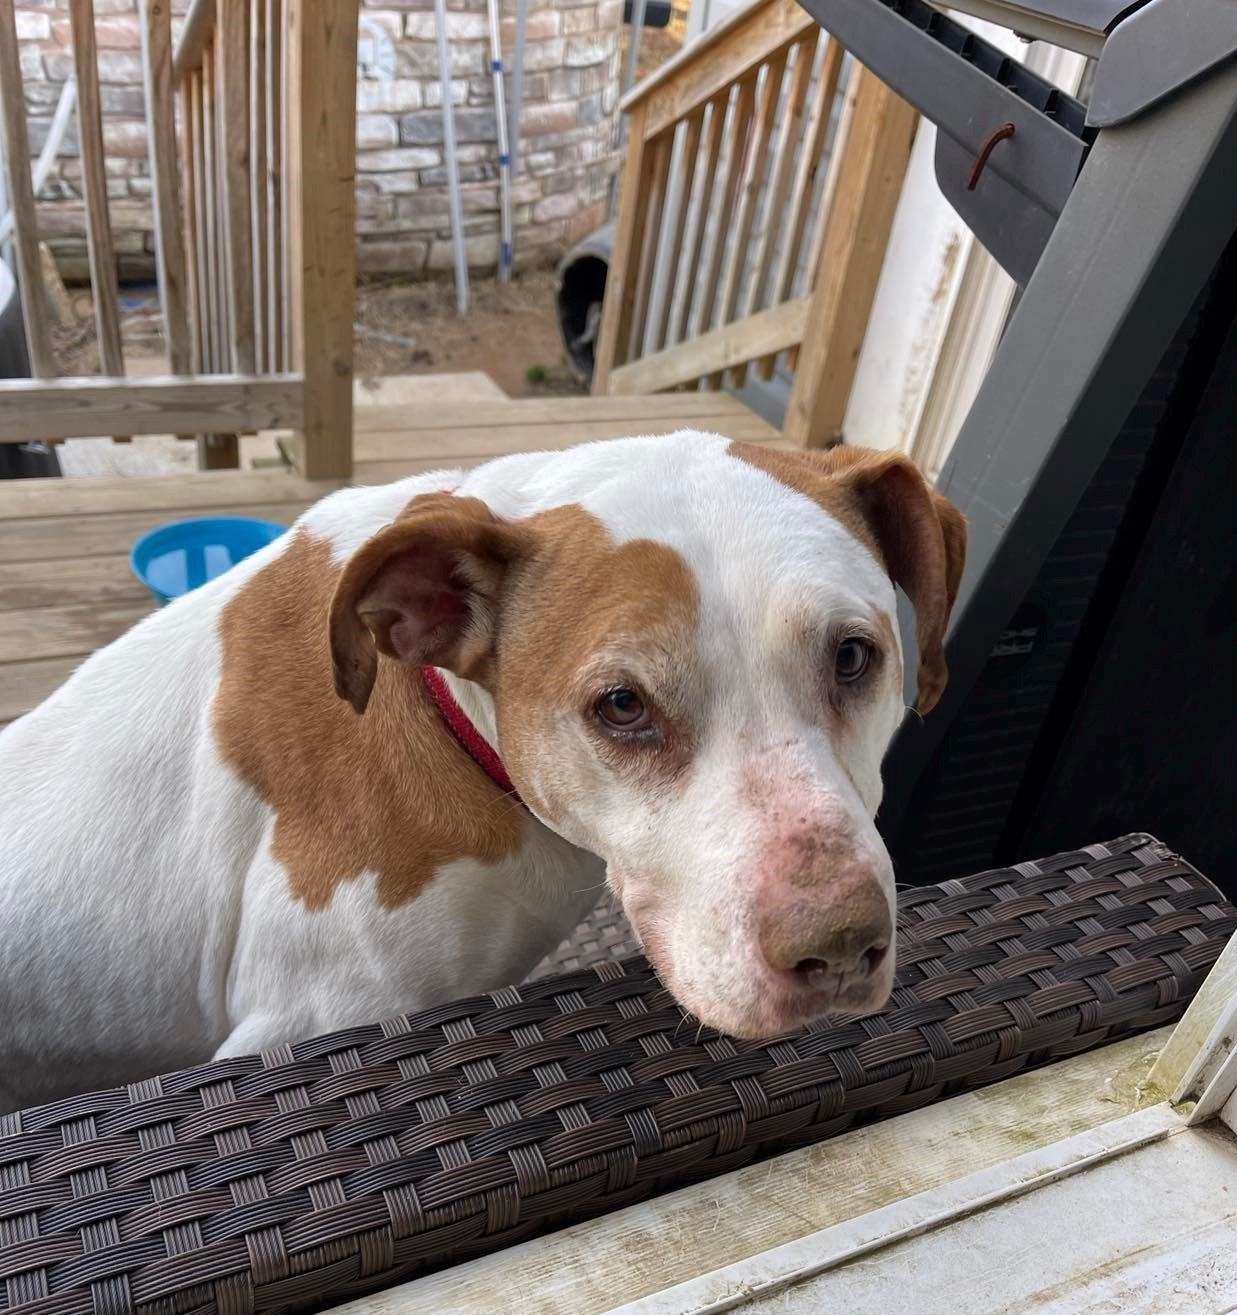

{"left": 130, "top": 516, "right": 287, "bottom": 606}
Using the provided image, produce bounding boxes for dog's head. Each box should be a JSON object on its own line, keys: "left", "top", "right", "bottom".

{"left": 329, "top": 435, "right": 965, "bottom": 1038}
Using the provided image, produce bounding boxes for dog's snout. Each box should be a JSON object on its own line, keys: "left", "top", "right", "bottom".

{"left": 757, "top": 879, "right": 891, "bottom": 986}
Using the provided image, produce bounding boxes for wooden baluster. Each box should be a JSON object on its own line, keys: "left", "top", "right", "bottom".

{"left": 742, "top": 34, "right": 815, "bottom": 348}
{"left": 713, "top": 50, "right": 786, "bottom": 389}
{"left": 212, "top": 38, "right": 233, "bottom": 367}
{"left": 650, "top": 108, "right": 704, "bottom": 357}
{"left": 627, "top": 131, "right": 672, "bottom": 363}
{"left": 139, "top": 0, "right": 192, "bottom": 379}
{"left": 692, "top": 76, "right": 755, "bottom": 377}
{"left": 179, "top": 75, "right": 201, "bottom": 373}
{"left": 592, "top": 101, "right": 651, "bottom": 394}
{"left": 265, "top": 0, "right": 283, "bottom": 373}
{"left": 203, "top": 38, "right": 242, "bottom": 467}
{"left": 669, "top": 95, "right": 726, "bottom": 352}
{"left": 788, "top": 58, "right": 858, "bottom": 374}
{"left": 201, "top": 45, "right": 219, "bottom": 372}
{"left": 219, "top": 0, "right": 254, "bottom": 375}
{"left": 0, "top": 0, "right": 56, "bottom": 377}
{"left": 190, "top": 72, "right": 213, "bottom": 373}
{"left": 784, "top": 65, "right": 918, "bottom": 448}
{"left": 278, "top": 0, "right": 292, "bottom": 372}
{"left": 249, "top": 0, "right": 267, "bottom": 374}
{"left": 69, "top": 0, "right": 123, "bottom": 376}
{"left": 762, "top": 35, "right": 843, "bottom": 379}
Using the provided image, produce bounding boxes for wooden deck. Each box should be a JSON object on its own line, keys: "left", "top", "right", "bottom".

{"left": 0, "top": 391, "right": 780, "bottom": 729}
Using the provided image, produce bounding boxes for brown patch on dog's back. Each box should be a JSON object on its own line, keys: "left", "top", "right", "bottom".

{"left": 213, "top": 529, "right": 524, "bottom": 910}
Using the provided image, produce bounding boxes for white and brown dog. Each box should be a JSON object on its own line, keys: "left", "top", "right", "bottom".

{"left": 0, "top": 433, "right": 964, "bottom": 1112}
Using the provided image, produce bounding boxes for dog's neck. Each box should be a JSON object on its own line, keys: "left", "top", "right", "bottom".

{"left": 438, "top": 668, "right": 498, "bottom": 747}
{"left": 425, "top": 668, "right": 513, "bottom": 799}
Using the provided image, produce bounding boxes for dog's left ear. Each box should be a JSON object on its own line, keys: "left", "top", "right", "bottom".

{"left": 329, "top": 494, "right": 532, "bottom": 714}
{"left": 823, "top": 448, "right": 966, "bottom": 714}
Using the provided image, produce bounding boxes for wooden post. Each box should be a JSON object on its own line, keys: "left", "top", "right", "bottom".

{"left": 592, "top": 101, "right": 650, "bottom": 394}
{"left": 783, "top": 66, "right": 917, "bottom": 449}
{"left": 287, "top": 0, "right": 358, "bottom": 480}
{"left": 0, "top": 0, "right": 56, "bottom": 378}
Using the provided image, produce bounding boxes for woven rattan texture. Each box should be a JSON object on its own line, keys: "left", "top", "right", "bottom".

{"left": 1, "top": 834, "right": 1232, "bottom": 1315}
{"left": 528, "top": 897, "right": 640, "bottom": 980}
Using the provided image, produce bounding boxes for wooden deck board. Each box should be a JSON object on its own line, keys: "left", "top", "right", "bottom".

{"left": 0, "top": 503, "right": 304, "bottom": 565}
{"left": 0, "top": 392, "right": 781, "bottom": 724}
{"left": 0, "top": 600, "right": 155, "bottom": 665}
{"left": 0, "top": 557, "right": 155, "bottom": 611}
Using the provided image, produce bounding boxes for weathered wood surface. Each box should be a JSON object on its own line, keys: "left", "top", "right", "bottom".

{"left": 0, "top": 375, "right": 305, "bottom": 442}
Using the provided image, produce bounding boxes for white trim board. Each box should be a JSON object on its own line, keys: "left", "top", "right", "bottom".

{"left": 620, "top": 1111, "right": 1237, "bottom": 1314}
{"left": 606, "top": 1103, "right": 1190, "bottom": 1314}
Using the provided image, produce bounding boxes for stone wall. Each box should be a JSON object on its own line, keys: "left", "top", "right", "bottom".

{"left": 11, "top": 0, "right": 623, "bottom": 282}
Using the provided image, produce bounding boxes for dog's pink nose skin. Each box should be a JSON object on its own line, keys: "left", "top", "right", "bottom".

{"left": 755, "top": 872, "right": 892, "bottom": 992}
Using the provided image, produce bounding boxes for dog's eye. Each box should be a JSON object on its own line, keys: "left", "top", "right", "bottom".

{"left": 595, "top": 688, "right": 651, "bottom": 731}
{"left": 835, "top": 639, "right": 873, "bottom": 684}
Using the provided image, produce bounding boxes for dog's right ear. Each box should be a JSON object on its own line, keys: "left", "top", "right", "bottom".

{"left": 329, "top": 494, "right": 532, "bottom": 714}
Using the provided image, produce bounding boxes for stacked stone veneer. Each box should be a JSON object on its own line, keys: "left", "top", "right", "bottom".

{"left": 12, "top": 0, "right": 623, "bottom": 281}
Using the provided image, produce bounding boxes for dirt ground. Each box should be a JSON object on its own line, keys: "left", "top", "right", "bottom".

{"left": 353, "top": 269, "right": 585, "bottom": 397}
{"left": 50, "top": 18, "right": 687, "bottom": 395}
{"left": 52, "top": 267, "right": 585, "bottom": 397}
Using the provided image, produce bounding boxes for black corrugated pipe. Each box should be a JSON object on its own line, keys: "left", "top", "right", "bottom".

{"left": 555, "top": 222, "right": 613, "bottom": 383}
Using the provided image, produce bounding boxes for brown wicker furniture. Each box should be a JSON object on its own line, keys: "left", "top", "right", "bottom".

{"left": 1, "top": 834, "right": 1232, "bottom": 1315}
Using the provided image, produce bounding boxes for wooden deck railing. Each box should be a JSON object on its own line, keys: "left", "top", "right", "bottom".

{"left": 592, "top": 0, "right": 918, "bottom": 448}
{"left": 0, "top": 0, "right": 358, "bottom": 478}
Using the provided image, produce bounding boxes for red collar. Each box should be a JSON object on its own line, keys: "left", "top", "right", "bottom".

{"left": 420, "top": 665, "right": 522, "bottom": 804}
